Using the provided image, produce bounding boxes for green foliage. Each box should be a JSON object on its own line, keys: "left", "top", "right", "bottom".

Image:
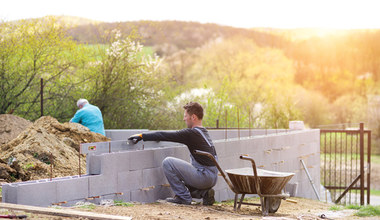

{"left": 371, "top": 189, "right": 380, "bottom": 196}
{"left": 329, "top": 205, "right": 344, "bottom": 211}
{"left": 346, "top": 204, "right": 361, "bottom": 210}
{"left": 81, "top": 29, "right": 171, "bottom": 129}
{"left": 114, "top": 200, "right": 134, "bottom": 207}
{"left": 172, "top": 37, "right": 301, "bottom": 128}
{"left": 77, "top": 203, "right": 96, "bottom": 210}
{"left": 354, "top": 205, "right": 380, "bottom": 217}
{"left": 0, "top": 17, "right": 85, "bottom": 121}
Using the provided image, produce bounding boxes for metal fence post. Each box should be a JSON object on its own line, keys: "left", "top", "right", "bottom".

{"left": 360, "top": 122, "right": 364, "bottom": 205}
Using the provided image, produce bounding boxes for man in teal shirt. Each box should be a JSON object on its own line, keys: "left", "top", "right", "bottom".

{"left": 70, "top": 99, "right": 105, "bottom": 136}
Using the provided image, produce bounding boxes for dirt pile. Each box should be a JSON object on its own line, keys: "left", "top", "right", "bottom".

{"left": 0, "top": 116, "right": 110, "bottom": 182}
{"left": 0, "top": 114, "right": 32, "bottom": 146}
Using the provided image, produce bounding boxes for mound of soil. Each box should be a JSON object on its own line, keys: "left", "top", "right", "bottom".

{"left": 0, "top": 116, "right": 110, "bottom": 182}
{"left": 0, "top": 114, "right": 32, "bottom": 146}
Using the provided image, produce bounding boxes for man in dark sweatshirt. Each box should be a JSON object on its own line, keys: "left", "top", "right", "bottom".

{"left": 128, "top": 102, "right": 218, "bottom": 205}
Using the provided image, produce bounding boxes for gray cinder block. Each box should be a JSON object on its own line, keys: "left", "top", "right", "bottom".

{"left": 17, "top": 181, "right": 57, "bottom": 206}
{"left": 88, "top": 174, "right": 117, "bottom": 197}
{"left": 153, "top": 147, "right": 176, "bottom": 168}
{"left": 56, "top": 176, "right": 89, "bottom": 203}
{"left": 173, "top": 146, "right": 190, "bottom": 162}
{"left": 129, "top": 149, "right": 155, "bottom": 171}
{"left": 142, "top": 167, "right": 166, "bottom": 188}
{"left": 115, "top": 151, "right": 130, "bottom": 173}
{"left": 2, "top": 184, "right": 17, "bottom": 204}
{"left": 117, "top": 170, "right": 143, "bottom": 192}
{"left": 87, "top": 154, "right": 101, "bottom": 175}
{"left": 131, "top": 187, "right": 161, "bottom": 203}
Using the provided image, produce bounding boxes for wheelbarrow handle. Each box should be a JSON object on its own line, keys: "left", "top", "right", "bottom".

{"left": 194, "top": 150, "right": 236, "bottom": 192}
{"left": 239, "top": 155, "right": 262, "bottom": 196}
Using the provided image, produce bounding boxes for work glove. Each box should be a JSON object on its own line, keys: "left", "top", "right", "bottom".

{"left": 128, "top": 133, "right": 143, "bottom": 144}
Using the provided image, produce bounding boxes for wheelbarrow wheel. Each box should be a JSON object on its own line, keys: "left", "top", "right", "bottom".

{"left": 266, "top": 197, "right": 281, "bottom": 213}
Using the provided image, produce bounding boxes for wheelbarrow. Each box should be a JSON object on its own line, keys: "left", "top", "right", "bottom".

{"left": 194, "top": 150, "right": 294, "bottom": 216}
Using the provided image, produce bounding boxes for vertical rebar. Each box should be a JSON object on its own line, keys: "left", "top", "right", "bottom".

{"left": 50, "top": 152, "right": 53, "bottom": 181}
{"left": 40, "top": 78, "right": 44, "bottom": 117}
{"left": 109, "top": 141, "right": 111, "bottom": 153}
{"left": 359, "top": 123, "right": 364, "bottom": 205}
{"left": 79, "top": 146, "right": 81, "bottom": 177}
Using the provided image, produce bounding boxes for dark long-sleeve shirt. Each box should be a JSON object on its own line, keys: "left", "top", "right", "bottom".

{"left": 142, "top": 127, "right": 217, "bottom": 166}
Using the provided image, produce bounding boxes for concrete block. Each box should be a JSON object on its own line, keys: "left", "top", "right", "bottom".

{"left": 219, "top": 156, "right": 242, "bottom": 170}
{"left": 208, "top": 130, "right": 226, "bottom": 140}
{"left": 17, "top": 181, "right": 57, "bottom": 206}
{"left": 214, "top": 141, "right": 227, "bottom": 157}
{"left": 110, "top": 140, "right": 130, "bottom": 152}
{"left": 87, "top": 154, "right": 101, "bottom": 175}
{"left": 115, "top": 191, "right": 131, "bottom": 202}
{"left": 115, "top": 151, "right": 130, "bottom": 173}
{"left": 100, "top": 152, "right": 119, "bottom": 176}
{"left": 118, "top": 170, "right": 143, "bottom": 192}
{"left": 153, "top": 147, "right": 176, "bottom": 168}
{"left": 88, "top": 174, "right": 117, "bottom": 197}
{"left": 80, "top": 141, "right": 109, "bottom": 155}
{"left": 106, "top": 129, "right": 149, "bottom": 141}
{"left": 142, "top": 167, "right": 166, "bottom": 188}
{"left": 173, "top": 146, "right": 190, "bottom": 162}
{"left": 2, "top": 184, "right": 17, "bottom": 204}
{"left": 218, "top": 188, "right": 230, "bottom": 202}
{"left": 129, "top": 149, "right": 155, "bottom": 171}
{"left": 131, "top": 187, "right": 156, "bottom": 203}
{"left": 56, "top": 176, "right": 89, "bottom": 203}
{"left": 213, "top": 176, "right": 228, "bottom": 191}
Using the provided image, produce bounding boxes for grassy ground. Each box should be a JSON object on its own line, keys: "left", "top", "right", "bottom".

{"left": 330, "top": 204, "right": 380, "bottom": 217}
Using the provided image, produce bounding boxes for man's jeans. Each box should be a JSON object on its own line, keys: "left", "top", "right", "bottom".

{"left": 162, "top": 155, "right": 218, "bottom": 203}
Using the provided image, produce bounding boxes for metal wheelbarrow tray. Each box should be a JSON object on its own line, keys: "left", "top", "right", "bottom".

{"left": 195, "top": 150, "right": 294, "bottom": 216}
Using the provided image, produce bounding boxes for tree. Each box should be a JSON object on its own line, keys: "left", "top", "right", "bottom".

{"left": 83, "top": 29, "right": 169, "bottom": 129}
{"left": 188, "top": 36, "right": 298, "bottom": 128}
{"left": 0, "top": 17, "right": 82, "bottom": 120}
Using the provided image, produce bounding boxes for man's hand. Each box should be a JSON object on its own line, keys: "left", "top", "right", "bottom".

{"left": 128, "top": 134, "right": 143, "bottom": 144}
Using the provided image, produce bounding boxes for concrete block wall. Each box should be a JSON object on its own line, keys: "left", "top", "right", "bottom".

{"left": 2, "top": 129, "right": 320, "bottom": 207}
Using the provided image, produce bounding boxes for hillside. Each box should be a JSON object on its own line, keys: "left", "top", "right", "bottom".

{"left": 67, "top": 20, "right": 287, "bottom": 55}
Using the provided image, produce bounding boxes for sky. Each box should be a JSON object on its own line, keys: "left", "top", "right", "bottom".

{"left": 1, "top": 0, "right": 380, "bottom": 29}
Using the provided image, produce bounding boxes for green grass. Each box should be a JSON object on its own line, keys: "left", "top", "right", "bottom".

{"left": 114, "top": 200, "right": 134, "bottom": 207}
{"left": 77, "top": 203, "right": 96, "bottom": 210}
{"left": 371, "top": 189, "right": 380, "bottom": 196}
{"left": 329, "top": 205, "right": 344, "bottom": 211}
{"left": 345, "top": 204, "right": 361, "bottom": 210}
{"left": 329, "top": 204, "right": 380, "bottom": 217}
{"left": 354, "top": 205, "right": 380, "bottom": 217}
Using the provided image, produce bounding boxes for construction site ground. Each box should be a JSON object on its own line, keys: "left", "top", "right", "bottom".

{"left": 1, "top": 196, "right": 377, "bottom": 220}
{"left": 1, "top": 114, "right": 380, "bottom": 219}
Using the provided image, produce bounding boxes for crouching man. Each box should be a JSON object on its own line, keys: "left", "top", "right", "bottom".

{"left": 128, "top": 102, "right": 218, "bottom": 205}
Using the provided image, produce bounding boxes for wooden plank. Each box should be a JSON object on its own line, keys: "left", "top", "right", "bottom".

{"left": 0, "top": 202, "right": 132, "bottom": 220}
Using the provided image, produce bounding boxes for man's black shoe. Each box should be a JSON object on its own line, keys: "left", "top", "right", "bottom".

{"left": 202, "top": 188, "right": 215, "bottom": 206}
{"left": 166, "top": 196, "right": 191, "bottom": 205}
